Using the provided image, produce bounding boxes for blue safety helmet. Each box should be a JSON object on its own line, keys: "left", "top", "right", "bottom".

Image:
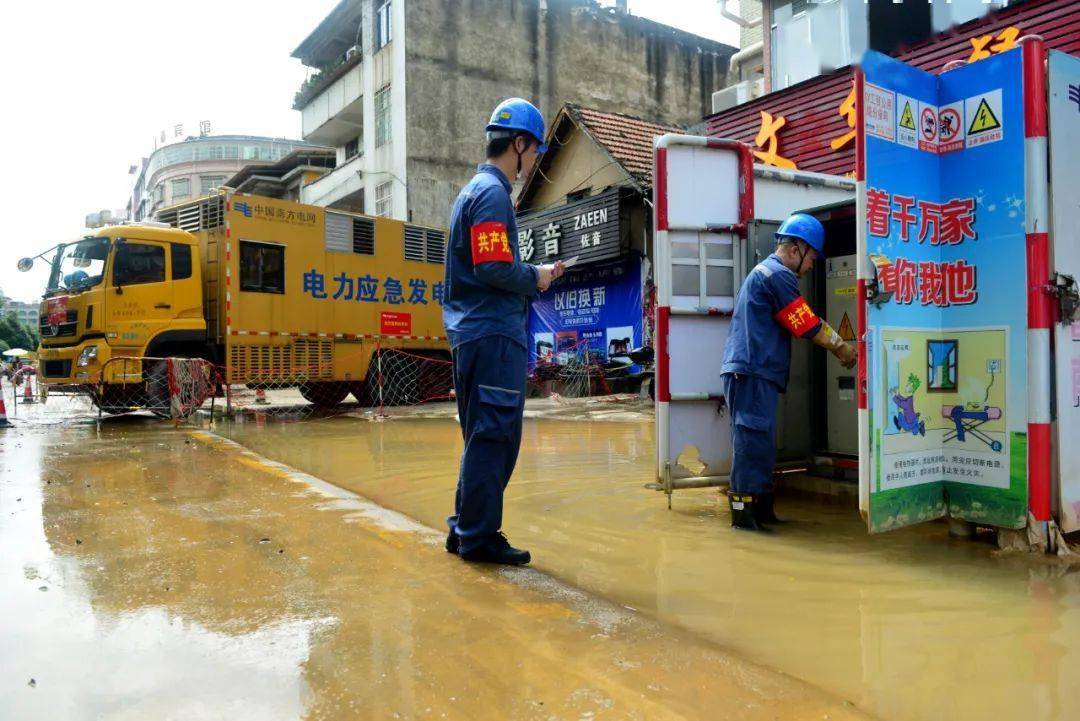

{"left": 775, "top": 213, "right": 826, "bottom": 258}
{"left": 486, "top": 98, "right": 548, "bottom": 153}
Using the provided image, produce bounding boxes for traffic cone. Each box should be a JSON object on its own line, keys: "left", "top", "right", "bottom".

{"left": 21, "top": 375, "right": 35, "bottom": 404}
{"left": 0, "top": 392, "right": 12, "bottom": 428}
{"left": 255, "top": 387, "right": 269, "bottom": 405}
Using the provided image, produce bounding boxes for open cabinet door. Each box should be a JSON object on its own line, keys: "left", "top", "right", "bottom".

{"left": 652, "top": 135, "right": 752, "bottom": 501}
{"left": 1048, "top": 51, "right": 1080, "bottom": 533}
{"left": 858, "top": 48, "right": 1032, "bottom": 533}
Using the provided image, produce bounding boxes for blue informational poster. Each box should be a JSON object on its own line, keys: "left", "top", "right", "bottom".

{"left": 862, "top": 48, "right": 1028, "bottom": 532}
{"left": 528, "top": 257, "right": 642, "bottom": 370}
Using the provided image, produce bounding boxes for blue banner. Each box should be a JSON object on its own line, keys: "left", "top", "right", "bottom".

{"left": 862, "top": 48, "right": 1028, "bottom": 532}
{"left": 528, "top": 257, "right": 642, "bottom": 369}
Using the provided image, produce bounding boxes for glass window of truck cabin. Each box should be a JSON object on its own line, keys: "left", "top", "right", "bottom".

{"left": 114, "top": 242, "right": 166, "bottom": 286}
{"left": 239, "top": 241, "right": 285, "bottom": 294}
{"left": 172, "top": 244, "right": 192, "bottom": 280}
{"left": 49, "top": 237, "right": 110, "bottom": 293}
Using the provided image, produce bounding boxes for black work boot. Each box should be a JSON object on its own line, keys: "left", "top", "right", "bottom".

{"left": 729, "top": 492, "right": 770, "bottom": 532}
{"left": 460, "top": 532, "right": 531, "bottom": 565}
{"left": 754, "top": 492, "right": 784, "bottom": 525}
{"left": 445, "top": 530, "right": 459, "bottom": 554}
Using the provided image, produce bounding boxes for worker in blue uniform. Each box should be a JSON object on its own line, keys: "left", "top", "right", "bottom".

{"left": 720, "top": 213, "right": 857, "bottom": 531}
{"left": 443, "top": 98, "right": 564, "bottom": 565}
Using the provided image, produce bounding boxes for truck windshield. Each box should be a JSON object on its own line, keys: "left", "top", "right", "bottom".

{"left": 47, "top": 237, "right": 110, "bottom": 294}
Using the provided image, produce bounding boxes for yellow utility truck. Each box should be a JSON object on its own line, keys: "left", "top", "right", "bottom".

{"left": 24, "top": 192, "right": 450, "bottom": 413}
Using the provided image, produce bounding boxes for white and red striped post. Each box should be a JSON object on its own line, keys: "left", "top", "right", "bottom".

{"left": 854, "top": 67, "right": 871, "bottom": 517}
{"left": 653, "top": 134, "right": 754, "bottom": 490}
{"left": 1021, "top": 36, "right": 1053, "bottom": 526}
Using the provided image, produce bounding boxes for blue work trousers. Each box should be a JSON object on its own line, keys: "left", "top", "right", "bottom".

{"left": 447, "top": 334, "right": 527, "bottom": 553}
{"left": 721, "top": 372, "right": 780, "bottom": 495}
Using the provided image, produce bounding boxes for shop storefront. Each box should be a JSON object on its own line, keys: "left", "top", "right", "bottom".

{"left": 515, "top": 104, "right": 679, "bottom": 395}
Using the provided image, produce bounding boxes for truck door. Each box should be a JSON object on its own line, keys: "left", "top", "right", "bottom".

{"left": 1048, "top": 50, "right": 1080, "bottom": 533}
{"left": 652, "top": 135, "right": 752, "bottom": 503}
{"left": 106, "top": 238, "right": 174, "bottom": 353}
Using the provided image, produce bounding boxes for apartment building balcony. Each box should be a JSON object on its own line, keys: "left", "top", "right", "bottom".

{"left": 295, "top": 53, "right": 364, "bottom": 147}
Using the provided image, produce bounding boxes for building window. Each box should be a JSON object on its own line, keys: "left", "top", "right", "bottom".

{"left": 376, "top": 1, "right": 392, "bottom": 50}
{"left": 345, "top": 135, "right": 362, "bottom": 161}
{"left": 114, "top": 242, "right": 166, "bottom": 286}
{"left": 200, "top": 175, "right": 226, "bottom": 194}
{"left": 239, "top": 241, "right": 285, "bottom": 294}
{"left": 170, "top": 178, "right": 191, "bottom": 200}
{"left": 375, "top": 86, "right": 392, "bottom": 147}
{"left": 154, "top": 184, "right": 164, "bottom": 204}
{"left": 375, "top": 181, "right": 393, "bottom": 218}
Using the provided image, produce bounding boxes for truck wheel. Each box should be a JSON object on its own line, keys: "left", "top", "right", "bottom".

{"left": 299, "top": 382, "right": 349, "bottom": 408}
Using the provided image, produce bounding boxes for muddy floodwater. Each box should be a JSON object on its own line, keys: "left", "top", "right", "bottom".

{"left": 1, "top": 413, "right": 867, "bottom": 721}
{"left": 221, "top": 414, "right": 1080, "bottom": 721}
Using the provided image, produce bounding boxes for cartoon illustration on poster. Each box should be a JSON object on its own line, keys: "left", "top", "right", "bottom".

{"left": 861, "top": 49, "right": 1028, "bottom": 532}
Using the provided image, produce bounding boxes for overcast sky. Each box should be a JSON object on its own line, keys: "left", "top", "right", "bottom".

{"left": 0, "top": 0, "right": 736, "bottom": 303}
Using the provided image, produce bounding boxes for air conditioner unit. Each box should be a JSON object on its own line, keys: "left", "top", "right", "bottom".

{"left": 711, "top": 78, "right": 766, "bottom": 114}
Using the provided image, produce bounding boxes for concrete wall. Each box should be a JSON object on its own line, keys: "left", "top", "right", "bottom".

{"left": 403, "top": 0, "right": 734, "bottom": 228}
{"left": 526, "top": 123, "right": 630, "bottom": 210}
{"left": 739, "top": 0, "right": 763, "bottom": 49}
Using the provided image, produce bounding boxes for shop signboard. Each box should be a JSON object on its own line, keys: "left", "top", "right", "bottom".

{"left": 1048, "top": 51, "right": 1080, "bottom": 533}
{"left": 527, "top": 257, "right": 642, "bottom": 370}
{"left": 516, "top": 189, "right": 623, "bottom": 267}
{"left": 860, "top": 49, "right": 1029, "bottom": 532}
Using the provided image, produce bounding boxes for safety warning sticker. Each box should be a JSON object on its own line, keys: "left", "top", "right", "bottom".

{"left": 966, "top": 89, "right": 1003, "bottom": 148}
{"left": 838, "top": 312, "right": 856, "bottom": 341}
{"left": 896, "top": 94, "right": 918, "bottom": 148}
{"left": 864, "top": 83, "right": 896, "bottom": 141}
{"left": 937, "top": 101, "right": 965, "bottom": 153}
{"left": 918, "top": 101, "right": 939, "bottom": 153}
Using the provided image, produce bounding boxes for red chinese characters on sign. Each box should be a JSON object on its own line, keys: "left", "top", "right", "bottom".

{"left": 881, "top": 257, "right": 977, "bottom": 307}
{"left": 866, "top": 188, "right": 977, "bottom": 246}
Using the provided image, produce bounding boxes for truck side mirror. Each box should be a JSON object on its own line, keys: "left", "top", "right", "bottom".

{"left": 16, "top": 258, "right": 33, "bottom": 272}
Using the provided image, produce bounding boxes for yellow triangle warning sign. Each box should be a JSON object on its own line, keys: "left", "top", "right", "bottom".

{"left": 899, "top": 101, "right": 916, "bottom": 130}
{"left": 838, "top": 312, "right": 856, "bottom": 342}
{"left": 968, "top": 98, "right": 1001, "bottom": 134}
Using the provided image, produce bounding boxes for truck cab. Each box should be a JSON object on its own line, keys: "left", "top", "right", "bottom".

{"left": 36, "top": 225, "right": 205, "bottom": 389}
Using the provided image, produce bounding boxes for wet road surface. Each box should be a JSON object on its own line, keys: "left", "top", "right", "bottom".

{"left": 0, "top": 410, "right": 868, "bottom": 720}
{"left": 219, "top": 414, "right": 1080, "bottom": 721}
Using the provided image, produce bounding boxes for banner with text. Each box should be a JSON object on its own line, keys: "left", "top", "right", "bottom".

{"left": 862, "top": 48, "right": 1028, "bottom": 532}
{"left": 528, "top": 257, "right": 642, "bottom": 370}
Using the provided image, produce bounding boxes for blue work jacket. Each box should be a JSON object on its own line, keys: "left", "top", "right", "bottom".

{"left": 443, "top": 164, "right": 539, "bottom": 350}
{"left": 721, "top": 253, "right": 823, "bottom": 391}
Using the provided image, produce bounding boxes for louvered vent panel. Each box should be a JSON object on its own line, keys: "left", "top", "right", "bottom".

{"left": 404, "top": 225, "right": 426, "bottom": 262}
{"left": 325, "top": 212, "right": 352, "bottom": 253}
{"left": 425, "top": 229, "right": 446, "bottom": 264}
{"left": 353, "top": 216, "right": 375, "bottom": 255}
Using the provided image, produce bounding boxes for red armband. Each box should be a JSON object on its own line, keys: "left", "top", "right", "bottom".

{"left": 774, "top": 297, "right": 820, "bottom": 337}
{"left": 470, "top": 221, "right": 514, "bottom": 265}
